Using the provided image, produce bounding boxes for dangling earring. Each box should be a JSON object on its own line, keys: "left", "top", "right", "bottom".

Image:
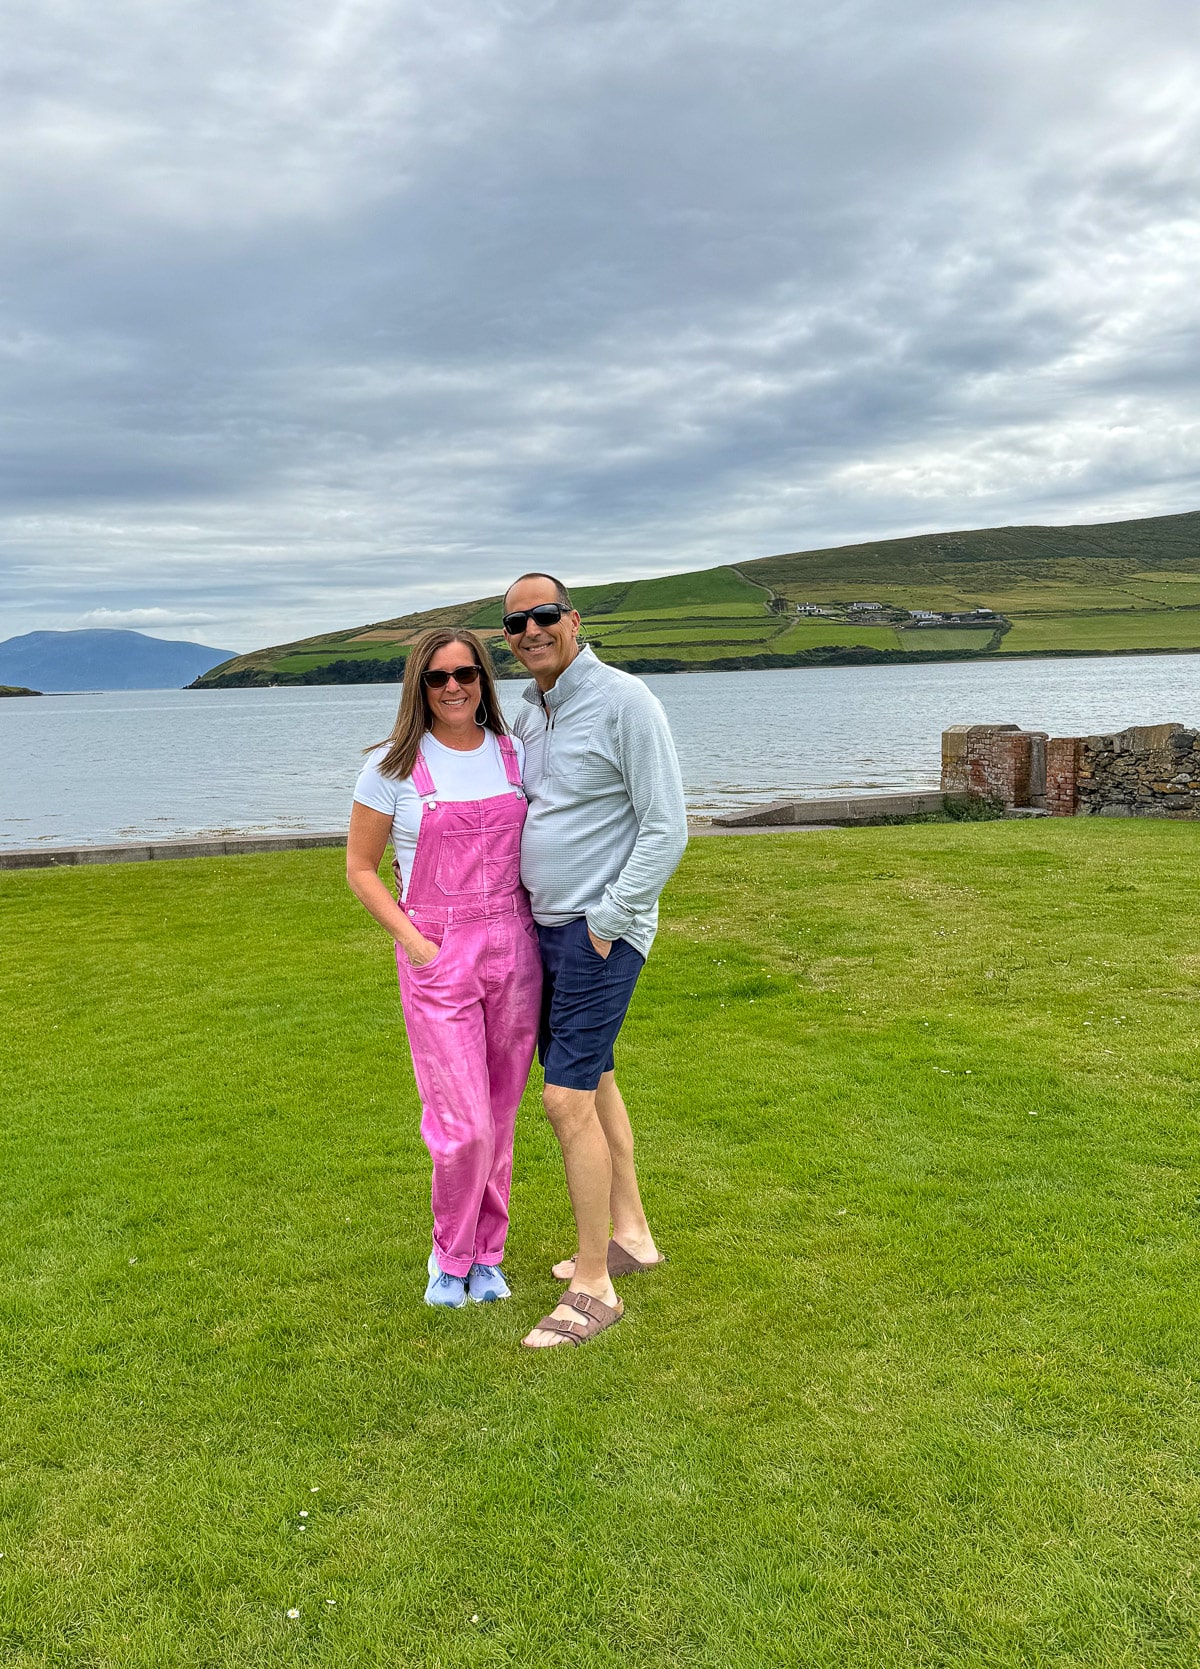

{"left": 475, "top": 699, "right": 486, "bottom": 728}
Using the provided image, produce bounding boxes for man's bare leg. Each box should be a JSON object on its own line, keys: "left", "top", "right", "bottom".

{"left": 551, "top": 1070, "right": 660, "bottom": 1280}
{"left": 524, "top": 1083, "right": 622, "bottom": 1348}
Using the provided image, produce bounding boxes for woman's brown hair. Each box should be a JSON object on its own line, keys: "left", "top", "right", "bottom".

{"left": 368, "top": 627, "right": 509, "bottom": 780}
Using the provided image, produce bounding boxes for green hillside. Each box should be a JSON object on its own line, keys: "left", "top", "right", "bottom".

{"left": 194, "top": 510, "right": 1200, "bottom": 686}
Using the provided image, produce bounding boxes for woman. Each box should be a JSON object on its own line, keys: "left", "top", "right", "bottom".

{"left": 346, "top": 628, "right": 542, "bottom": 1308}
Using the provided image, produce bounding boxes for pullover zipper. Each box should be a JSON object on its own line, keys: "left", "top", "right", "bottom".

{"left": 542, "top": 699, "right": 555, "bottom": 780}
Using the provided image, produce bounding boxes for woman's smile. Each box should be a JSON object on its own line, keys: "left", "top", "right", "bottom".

{"left": 424, "top": 644, "right": 485, "bottom": 742}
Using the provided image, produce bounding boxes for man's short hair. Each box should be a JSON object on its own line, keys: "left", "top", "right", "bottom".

{"left": 504, "top": 572, "right": 573, "bottom": 610}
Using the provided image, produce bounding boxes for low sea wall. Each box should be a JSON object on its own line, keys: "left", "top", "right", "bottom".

{"left": 0, "top": 832, "right": 348, "bottom": 870}
{"left": 942, "top": 722, "right": 1200, "bottom": 817}
{"left": 711, "top": 791, "right": 958, "bottom": 827}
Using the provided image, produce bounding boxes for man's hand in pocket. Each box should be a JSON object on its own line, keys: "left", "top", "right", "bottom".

{"left": 587, "top": 927, "right": 612, "bottom": 960}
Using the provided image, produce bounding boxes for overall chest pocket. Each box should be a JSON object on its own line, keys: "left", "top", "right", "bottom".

{"left": 433, "top": 822, "right": 521, "bottom": 896}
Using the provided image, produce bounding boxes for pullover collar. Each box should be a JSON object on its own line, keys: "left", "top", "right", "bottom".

{"left": 521, "top": 643, "right": 601, "bottom": 713}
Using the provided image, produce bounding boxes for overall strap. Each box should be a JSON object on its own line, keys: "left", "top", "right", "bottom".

{"left": 496, "top": 733, "right": 523, "bottom": 789}
{"left": 410, "top": 749, "right": 437, "bottom": 798}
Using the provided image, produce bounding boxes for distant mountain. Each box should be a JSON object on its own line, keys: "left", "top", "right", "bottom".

{"left": 0, "top": 630, "right": 238, "bottom": 692}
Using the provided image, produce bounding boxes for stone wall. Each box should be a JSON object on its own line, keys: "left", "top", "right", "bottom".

{"left": 1076, "top": 724, "right": 1200, "bottom": 818}
{"left": 941, "top": 722, "right": 1200, "bottom": 817}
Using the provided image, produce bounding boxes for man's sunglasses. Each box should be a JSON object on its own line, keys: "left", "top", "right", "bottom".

{"left": 421, "top": 663, "right": 481, "bottom": 689}
{"left": 501, "top": 603, "right": 568, "bottom": 635}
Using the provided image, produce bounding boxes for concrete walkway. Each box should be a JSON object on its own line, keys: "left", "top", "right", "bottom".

{"left": 688, "top": 821, "right": 830, "bottom": 837}
{"left": 2, "top": 790, "right": 960, "bottom": 870}
{"left": 711, "top": 789, "right": 953, "bottom": 827}
{"left": 0, "top": 832, "right": 348, "bottom": 870}
{"left": 0, "top": 821, "right": 847, "bottom": 870}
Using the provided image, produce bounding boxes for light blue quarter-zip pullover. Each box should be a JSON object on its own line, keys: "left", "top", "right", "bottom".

{"left": 512, "top": 646, "right": 688, "bottom": 959}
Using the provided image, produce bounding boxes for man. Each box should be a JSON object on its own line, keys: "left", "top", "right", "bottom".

{"left": 503, "top": 572, "right": 688, "bottom": 1348}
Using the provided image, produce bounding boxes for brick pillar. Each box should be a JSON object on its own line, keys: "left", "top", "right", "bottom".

{"left": 1045, "top": 737, "right": 1081, "bottom": 816}
{"left": 980, "top": 730, "right": 1044, "bottom": 809}
{"left": 941, "top": 724, "right": 1018, "bottom": 795}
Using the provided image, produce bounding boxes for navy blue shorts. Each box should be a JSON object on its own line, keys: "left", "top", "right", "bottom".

{"left": 536, "top": 917, "right": 645, "bottom": 1091}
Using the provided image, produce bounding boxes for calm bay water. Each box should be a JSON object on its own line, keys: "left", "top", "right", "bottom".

{"left": 2, "top": 655, "right": 1199, "bottom": 849}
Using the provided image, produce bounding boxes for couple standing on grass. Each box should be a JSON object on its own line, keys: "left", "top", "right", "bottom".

{"left": 346, "top": 573, "right": 688, "bottom": 1349}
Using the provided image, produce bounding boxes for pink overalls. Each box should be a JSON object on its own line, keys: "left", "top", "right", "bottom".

{"left": 395, "top": 735, "right": 542, "bottom": 1277}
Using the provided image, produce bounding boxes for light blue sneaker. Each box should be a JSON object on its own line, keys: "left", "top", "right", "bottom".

{"left": 467, "top": 1263, "right": 511, "bottom": 1303}
{"left": 424, "top": 1249, "right": 467, "bottom": 1309}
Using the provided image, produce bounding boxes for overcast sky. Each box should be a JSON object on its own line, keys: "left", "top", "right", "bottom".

{"left": 2, "top": 0, "right": 1197, "bottom": 652}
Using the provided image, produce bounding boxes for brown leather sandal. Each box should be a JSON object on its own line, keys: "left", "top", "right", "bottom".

{"left": 524, "top": 1289, "right": 624, "bottom": 1347}
{"left": 550, "top": 1240, "right": 668, "bottom": 1278}
{"left": 607, "top": 1240, "right": 667, "bottom": 1277}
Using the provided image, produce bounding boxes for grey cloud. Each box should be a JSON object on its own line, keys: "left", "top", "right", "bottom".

{"left": 1, "top": 0, "right": 1198, "bottom": 650}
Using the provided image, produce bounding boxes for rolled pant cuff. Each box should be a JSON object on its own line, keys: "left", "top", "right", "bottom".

{"left": 434, "top": 1252, "right": 474, "bottom": 1279}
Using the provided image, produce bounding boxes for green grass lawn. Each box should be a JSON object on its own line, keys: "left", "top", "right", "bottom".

{"left": 1125, "top": 574, "right": 1200, "bottom": 605}
{"left": 618, "top": 567, "right": 765, "bottom": 610}
{"left": 1000, "top": 612, "right": 1200, "bottom": 653}
{"left": 3, "top": 826, "right": 1199, "bottom": 1667}
{"left": 587, "top": 604, "right": 769, "bottom": 622}
{"left": 273, "top": 643, "right": 413, "bottom": 672}
{"left": 599, "top": 641, "right": 786, "bottom": 663}
{"left": 899, "top": 629, "right": 995, "bottom": 653}
{"left": 977, "top": 585, "right": 1175, "bottom": 613}
{"left": 594, "top": 625, "right": 781, "bottom": 646}
{"left": 771, "top": 621, "right": 904, "bottom": 652}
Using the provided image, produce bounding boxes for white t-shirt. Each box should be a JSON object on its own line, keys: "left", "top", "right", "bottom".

{"left": 352, "top": 729, "right": 527, "bottom": 894}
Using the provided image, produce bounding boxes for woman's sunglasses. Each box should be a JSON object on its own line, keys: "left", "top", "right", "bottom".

{"left": 501, "top": 603, "right": 568, "bottom": 635}
{"left": 421, "top": 663, "right": 482, "bottom": 689}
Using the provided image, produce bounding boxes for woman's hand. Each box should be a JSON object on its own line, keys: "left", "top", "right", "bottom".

{"left": 405, "top": 934, "right": 441, "bottom": 968}
{"left": 345, "top": 805, "right": 442, "bottom": 968}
